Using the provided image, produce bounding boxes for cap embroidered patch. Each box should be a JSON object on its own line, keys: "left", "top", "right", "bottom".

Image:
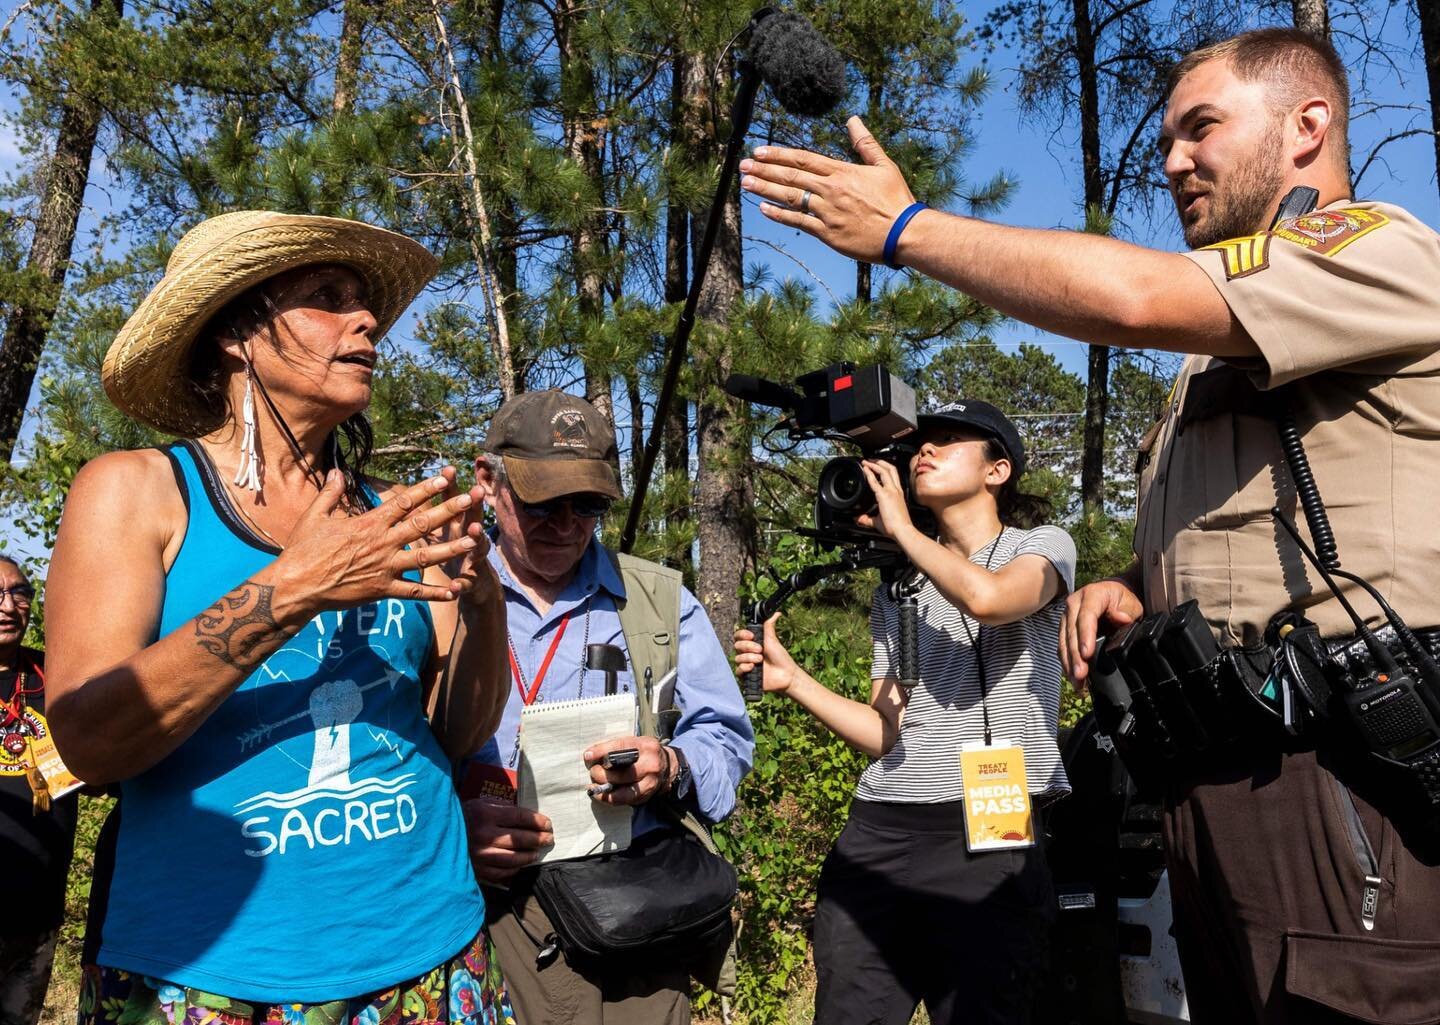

{"left": 1272, "top": 207, "right": 1389, "bottom": 256}
{"left": 550, "top": 409, "right": 588, "bottom": 449}
{"left": 1201, "top": 232, "right": 1273, "bottom": 280}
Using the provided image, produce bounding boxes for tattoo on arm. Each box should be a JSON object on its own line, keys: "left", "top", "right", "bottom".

{"left": 194, "top": 582, "right": 283, "bottom": 669}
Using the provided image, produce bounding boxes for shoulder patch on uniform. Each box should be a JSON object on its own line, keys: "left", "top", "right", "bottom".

{"left": 1271, "top": 207, "right": 1390, "bottom": 257}
{"left": 1200, "top": 232, "right": 1272, "bottom": 280}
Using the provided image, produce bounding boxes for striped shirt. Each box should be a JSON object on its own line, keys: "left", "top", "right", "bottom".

{"left": 858, "top": 525, "right": 1076, "bottom": 805}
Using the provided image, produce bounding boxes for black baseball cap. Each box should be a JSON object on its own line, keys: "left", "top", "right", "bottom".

{"left": 916, "top": 400, "right": 1027, "bottom": 478}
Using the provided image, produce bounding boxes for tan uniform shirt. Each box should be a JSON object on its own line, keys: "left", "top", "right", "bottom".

{"left": 1135, "top": 199, "right": 1440, "bottom": 645}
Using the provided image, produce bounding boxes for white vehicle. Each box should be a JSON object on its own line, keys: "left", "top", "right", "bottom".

{"left": 1118, "top": 870, "right": 1189, "bottom": 1024}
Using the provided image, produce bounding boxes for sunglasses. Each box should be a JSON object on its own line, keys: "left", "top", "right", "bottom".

{"left": 518, "top": 494, "right": 613, "bottom": 520}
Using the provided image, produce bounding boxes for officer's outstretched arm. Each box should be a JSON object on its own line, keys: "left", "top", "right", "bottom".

{"left": 741, "top": 117, "right": 1255, "bottom": 360}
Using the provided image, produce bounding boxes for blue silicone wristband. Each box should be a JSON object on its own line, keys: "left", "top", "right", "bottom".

{"left": 883, "top": 202, "right": 929, "bottom": 269}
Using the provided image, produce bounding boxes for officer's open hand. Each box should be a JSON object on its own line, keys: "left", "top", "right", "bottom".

{"left": 462, "top": 799, "right": 553, "bottom": 885}
{"left": 583, "top": 736, "right": 674, "bottom": 807}
{"left": 739, "top": 116, "right": 917, "bottom": 265}
{"left": 1060, "top": 578, "right": 1144, "bottom": 691}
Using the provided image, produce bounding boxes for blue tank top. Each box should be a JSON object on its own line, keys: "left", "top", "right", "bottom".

{"left": 96, "top": 443, "right": 485, "bottom": 1002}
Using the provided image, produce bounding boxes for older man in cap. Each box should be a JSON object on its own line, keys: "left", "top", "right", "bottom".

{"left": 459, "top": 390, "right": 753, "bottom": 1025}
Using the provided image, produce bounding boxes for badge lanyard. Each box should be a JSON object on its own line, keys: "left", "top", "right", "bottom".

{"left": 505, "top": 598, "right": 591, "bottom": 769}
{"left": 508, "top": 613, "right": 571, "bottom": 707}
{"left": 2, "top": 659, "right": 42, "bottom": 724}
{"left": 955, "top": 528, "right": 1036, "bottom": 851}
{"left": 958, "top": 528, "right": 1006, "bottom": 746}
{"left": 2, "top": 659, "right": 43, "bottom": 755}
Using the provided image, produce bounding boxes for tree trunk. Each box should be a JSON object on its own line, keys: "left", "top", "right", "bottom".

{"left": 555, "top": 0, "right": 614, "bottom": 428}
{"left": 1417, "top": 0, "right": 1440, "bottom": 207}
{"left": 333, "top": 0, "right": 365, "bottom": 114}
{"left": 625, "top": 372, "right": 644, "bottom": 471}
{"left": 1073, "top": 0, "right": 1109, "bottom": 516}
{"left": 856, "top": 77, "right": 883, "bottom": 306}
{"left": 692, "top": 50, "right": 749, "bottom": 636}
{"left": 428, "top": 0, "right": 517, "bottom": 400}
{"left": 0, "top": 0, "right": 121, "bottom": 463}
{"left": 1291, "top": 0, "right": 1330, "bottom": 38}
{"left": 856, "top": 261, "right": 872, "bottom": 305}
{"left": 465, "top": 0, "right": 525, "bottom": 392}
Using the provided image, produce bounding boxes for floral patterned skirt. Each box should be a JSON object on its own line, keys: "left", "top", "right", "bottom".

{"left": 78, "top": 929, "right": 516, "bottom": 1025}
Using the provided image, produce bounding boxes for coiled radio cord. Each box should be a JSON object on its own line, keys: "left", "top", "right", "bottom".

{"left": 1278, "top": 404, "right": 1340, "bottom": 571}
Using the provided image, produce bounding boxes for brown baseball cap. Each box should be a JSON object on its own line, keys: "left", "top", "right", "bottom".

{"left": 482, "top": 390, "right": 621, "bottom": 503}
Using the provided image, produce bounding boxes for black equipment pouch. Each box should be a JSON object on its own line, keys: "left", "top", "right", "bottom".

{"left": 1088, "top": 601, "right": 1284, "bottom": 786}
{"left": 531, "top": 828, "right": 738, "bottom": 967}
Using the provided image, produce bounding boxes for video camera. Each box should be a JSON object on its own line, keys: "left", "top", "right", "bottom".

{"left": 724, "top": 362, "right": 933, "bottom": 554}
{"left": 725, "top": 363, "right": 930, "bottom": 702}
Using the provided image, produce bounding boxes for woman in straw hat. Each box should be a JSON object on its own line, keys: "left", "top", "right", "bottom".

{"left": 42, "top": 212, "right": 515, "bottom": 1023}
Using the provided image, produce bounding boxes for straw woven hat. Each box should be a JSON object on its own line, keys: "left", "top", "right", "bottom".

{"left": 102, "top": 210, "right": 439, "bottom": 437}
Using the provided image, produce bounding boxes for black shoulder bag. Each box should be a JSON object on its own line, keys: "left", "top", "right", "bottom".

{"left": 528, "top": 550, "right": 738, "bottom": 971}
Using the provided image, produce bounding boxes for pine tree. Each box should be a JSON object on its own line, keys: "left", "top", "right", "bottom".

{"left": 0, "top": 0, "right": 125, "bottom": 462}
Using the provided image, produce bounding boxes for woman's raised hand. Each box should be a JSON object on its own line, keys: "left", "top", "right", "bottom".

{"left": 270, "top": 467, "right": 483, "bottom": 624}
{"left": 444, "top": 478, "right": 502, "bottom": 615}
{"left": 733, "top": 614, "right": 800, "bottom": 694}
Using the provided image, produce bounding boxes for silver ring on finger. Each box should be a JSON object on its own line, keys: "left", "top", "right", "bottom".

{"left": 799, "top": 189, "right": 813, "bottom": 216}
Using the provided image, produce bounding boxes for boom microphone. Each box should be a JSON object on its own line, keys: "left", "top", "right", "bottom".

{"left": 619, "top": 7, "right": 850, "bottom": 554}
{"left": 748, "top": 11, "right": 847, "bottom": 117}
{"left": 723, "top": 373, "right": 804, "bottom": 411}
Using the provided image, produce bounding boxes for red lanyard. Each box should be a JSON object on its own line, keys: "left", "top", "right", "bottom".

{"left": 508, "top": 614, "right": 570, "bottom": 707}
{"left": 2, "top": 659, "right": 41, "bottom": 727}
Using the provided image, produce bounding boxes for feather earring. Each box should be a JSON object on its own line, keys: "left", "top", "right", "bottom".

{"left": 234, "top": 357, "right": 263, "bottom": 494}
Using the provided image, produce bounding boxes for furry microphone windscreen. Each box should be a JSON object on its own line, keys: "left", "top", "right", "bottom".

{"left": 749, "top": 12, "right": 847, "bottom": 117}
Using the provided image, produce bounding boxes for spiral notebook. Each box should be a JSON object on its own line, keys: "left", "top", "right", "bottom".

{"left": 517, "top": 692, "right": 637, "bottom": 864}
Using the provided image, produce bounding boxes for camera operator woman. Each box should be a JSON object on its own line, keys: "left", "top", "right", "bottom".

{"left": 734, "top": 401, "right": 1074, "bottom": 1025}
{"left": 44, "top": 212, "right": 514, "bottom": 1022}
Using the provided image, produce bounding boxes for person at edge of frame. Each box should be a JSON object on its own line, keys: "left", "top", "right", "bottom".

{"left": 737, "top": 24, "right": 1440, "bottom": 1025}
{"left": 734, "top": 401, "right": 1076, "bottom": 1025}
{"left": 43, "top": 211, "right": 516, "bottom": 1024}
{"left": 0, "top": 557, "right": 77, "bottom": 1025}
{"left": 456, "top": 389, "right": 755, "bottom": 1025}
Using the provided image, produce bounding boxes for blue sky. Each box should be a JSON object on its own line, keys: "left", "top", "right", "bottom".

{"left": 2, "top": 0, "right": 1437, "bottom": 561}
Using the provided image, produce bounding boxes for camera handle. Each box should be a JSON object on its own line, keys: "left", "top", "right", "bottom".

{"left": 742, "top": 550, "right": 910, "bottom": 702}
{"left": 888, "top": 571, "right": 925, "bottom": 691}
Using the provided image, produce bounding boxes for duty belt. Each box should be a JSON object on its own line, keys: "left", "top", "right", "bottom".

{"left": 1088, "top": 601, "right": 1440, "bottom": 828}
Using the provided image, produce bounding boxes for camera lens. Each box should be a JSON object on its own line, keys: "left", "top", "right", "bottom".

{"left": 818, "top": 457, "right": 874, "bottom": 514}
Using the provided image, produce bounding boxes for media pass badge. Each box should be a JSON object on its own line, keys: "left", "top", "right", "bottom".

{"left": 959, "top": 740, "right": 1034, "bottom": 852}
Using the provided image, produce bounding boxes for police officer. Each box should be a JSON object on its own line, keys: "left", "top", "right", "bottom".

{"left": 737, "top": 26, "right": 1440, "bottom": 1025}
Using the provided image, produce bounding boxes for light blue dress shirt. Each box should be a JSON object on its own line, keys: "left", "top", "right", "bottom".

{"left": 464, "top": 539, "right": 754, "bottom": 829}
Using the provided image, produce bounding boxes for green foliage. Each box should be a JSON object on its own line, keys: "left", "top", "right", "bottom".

{"left": 714, "top": 537, "right": 874, "bottom": 1022}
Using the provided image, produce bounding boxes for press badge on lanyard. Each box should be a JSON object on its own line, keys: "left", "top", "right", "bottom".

{"left": 954, "top": 530, "right": 1033, "bottom": 851}
{"left": 959, "top": 739, "right": 1034, "bottom": 851}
